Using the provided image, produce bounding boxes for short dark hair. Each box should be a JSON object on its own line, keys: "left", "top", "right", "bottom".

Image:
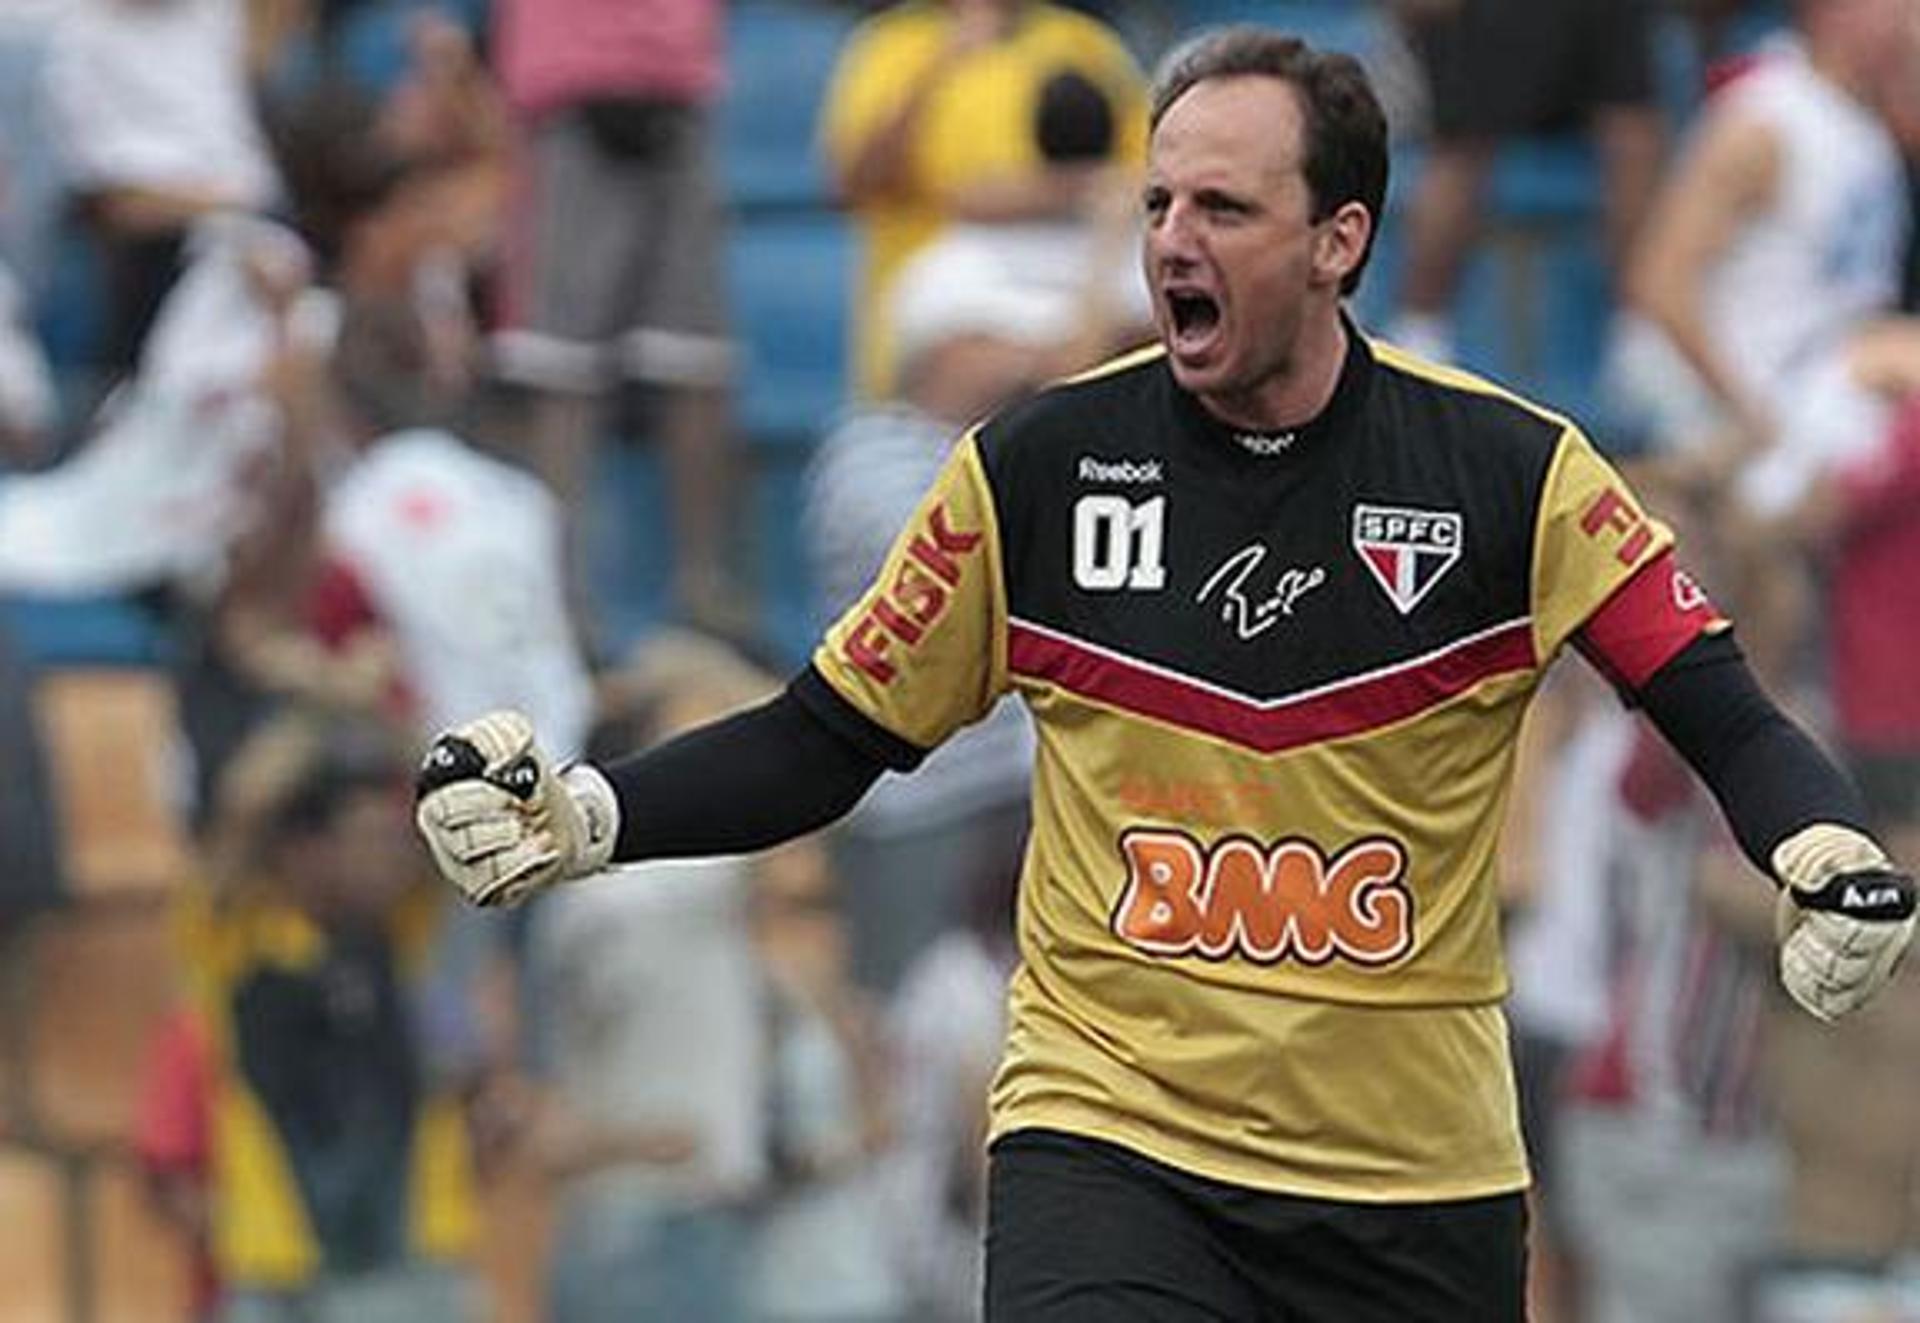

{"left": 1036, "top": 69, "right": 1116, "bottom": 163}
{"left": 1149, "top": 27, "right": 1388, "bottom": 295}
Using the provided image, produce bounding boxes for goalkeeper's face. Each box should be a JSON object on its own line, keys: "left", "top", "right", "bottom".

{"left": 1143, "top": 76, "right": 1365, "bottom": 424}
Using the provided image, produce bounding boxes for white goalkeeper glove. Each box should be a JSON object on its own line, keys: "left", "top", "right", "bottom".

{"left": 413, "top": 710, "right": 619, "bottom": 907}
{"left": 1773, "top": 823, "right": 1916, "bottom": 1021}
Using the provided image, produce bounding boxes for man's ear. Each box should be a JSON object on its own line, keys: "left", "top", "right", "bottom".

{"left": 1313, "top": 200, "right": 1372, "bottom": 288}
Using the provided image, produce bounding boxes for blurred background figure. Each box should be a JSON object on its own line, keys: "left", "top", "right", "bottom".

{"left": 1384, "top": 0, "right": 1667, "bottom": 365}
{"left": 147, "top": 713, "right": 479, "bottom": 1323}
{"left": 817, "top": 0, "right": 1147, "bottom": 398}
{"left": 519, "top": 631, "right": 771, "bottom": 1323}
{"left": 1617, "top": 0, "right": 1920, "bottom": 680}
{"left": 1551, "top": 719, "right": 1787, "bottom": 1323}
{"left": 800, "top": 240, "right": 1071, "bottom": 994}
{"left": 749, "top": 840, "right": 903, "bottom": 1323}
{"left": 490, "top": 0, "right": 741, "bottom": 633}
{"left": 43, "top": 0, "right": 281, "bottom": 388}
{"left": 881, "top": 837, "right": 1022, "bottom": 1323}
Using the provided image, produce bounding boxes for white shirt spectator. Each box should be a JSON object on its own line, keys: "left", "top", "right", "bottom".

{"left": 44, "top": 0, "right": 277, "bottom": 209}
{"left": 1614, "top": 36, "right": 1910, "bottom": 513}
{"left": 0, "top": 214, "right": 316, "bottom": 593}
{"left": 324, "top": 427, "right": 594, "bottom": 761}
{"left": 528, "top": 857, "right": 769, "bottom": 1205}
{"left": 882, "top": 929, "right": 1011, "bottom": 1321}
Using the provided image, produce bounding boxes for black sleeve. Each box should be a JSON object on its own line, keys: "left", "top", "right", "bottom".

{"left": 602, "top": 666, "right": 919, "bottom": 862}
{"left": 1634, "top": 631, "right": 1870, "bottom": 877}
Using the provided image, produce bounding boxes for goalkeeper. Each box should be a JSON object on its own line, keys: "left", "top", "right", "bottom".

{"left": 417, "top": 27, "right": 1914, "bottom": 1322}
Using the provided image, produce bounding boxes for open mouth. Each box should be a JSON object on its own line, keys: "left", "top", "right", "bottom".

{"left": 1166, "top": 290, "right": 1222, "bottom": 351}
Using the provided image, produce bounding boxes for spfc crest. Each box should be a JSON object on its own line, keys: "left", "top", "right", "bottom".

{"left": 1352, "top": 503, "right": 1463, "bottom": 615}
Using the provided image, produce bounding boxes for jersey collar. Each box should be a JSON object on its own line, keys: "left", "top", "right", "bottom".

{"left": 1167, "top": 313, "right": 1375, "bottom": 471}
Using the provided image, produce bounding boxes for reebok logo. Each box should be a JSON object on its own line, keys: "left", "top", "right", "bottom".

{"left": 1079, "top": 456, "right": 1163, "bottom": 484}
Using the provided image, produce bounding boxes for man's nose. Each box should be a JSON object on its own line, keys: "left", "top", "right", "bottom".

{"left": 1150, "top": 200, "right": 1201, "bottom": 263}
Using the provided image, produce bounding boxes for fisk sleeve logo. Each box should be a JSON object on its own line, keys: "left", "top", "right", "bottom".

{"left": 1112, "top": 829, "right": 1413, "bottom": 967}
{"left": 1579, "top": 487, "right": 1654, "bottom": 566}
{"left": 842, "top": 502, "right": 982, "bottom": 684}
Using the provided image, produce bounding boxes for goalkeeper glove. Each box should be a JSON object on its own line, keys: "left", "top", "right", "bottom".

{"left": 413, "top": 710, "right": 618, "bottom": 907}
{"left": 1773, "top": 823, "right": 1916, "bottom": 1021}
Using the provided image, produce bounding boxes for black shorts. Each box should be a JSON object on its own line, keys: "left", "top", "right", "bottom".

{"left": 1407, "top": 0, "right": 1658, "bottom": 140}
{"left": 985, "top": 1129, "right": 1528, "bottom": 1322}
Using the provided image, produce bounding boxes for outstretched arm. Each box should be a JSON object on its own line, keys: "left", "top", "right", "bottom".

{"left": 414, "top": 670, "right": 901, "bottom": 907}
{"left": 600, "top": 669, "right": 905, "bottom": 861}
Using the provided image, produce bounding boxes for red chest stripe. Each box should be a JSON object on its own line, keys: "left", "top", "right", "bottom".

{"left": 1008, "top": 616, "right": 1538, "bottom": 754}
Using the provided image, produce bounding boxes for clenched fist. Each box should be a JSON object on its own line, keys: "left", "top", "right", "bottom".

{"left": 1773, "top": 823, "right": 1917, "bottom": 1021}
{"left": 414, "top": 711, "right": 618, "bottom": 906}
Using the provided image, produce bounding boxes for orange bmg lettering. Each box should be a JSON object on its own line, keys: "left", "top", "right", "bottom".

{"left": 1113, "top": 830, "right": 1413, "bottom": 967}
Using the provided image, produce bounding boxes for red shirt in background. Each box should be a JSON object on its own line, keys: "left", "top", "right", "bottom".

{"left": 1830, "top": 397, "right": 1920, "bottom": 754}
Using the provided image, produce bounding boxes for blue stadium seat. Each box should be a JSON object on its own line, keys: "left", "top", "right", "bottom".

{"left": 722, "top": 0, "right": 855, "bottom": 212}
{"left": 751, "top": 451, "right": 817, "bottom": 668}
{"left": 728, "top": 210, "right": 852, "bottom": 445}
{"left": 334, "top": 0, "right": 485, "bottom": 95}
{"left": 33, "top": 229, "right": 104, "bottom": 380}
{"left": 2, "top": 596, "right": 160, "bottom": 668}
{"left": 1159, "top": 0, "right": 1380, "bottom": 57}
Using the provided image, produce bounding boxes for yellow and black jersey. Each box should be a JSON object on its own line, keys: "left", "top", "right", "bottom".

{"left": 802, "top": 328, "right": 1724, "bottom": 1201}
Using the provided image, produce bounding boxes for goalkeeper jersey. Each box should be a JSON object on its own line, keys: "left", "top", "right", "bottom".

{"left": 804, "top": 330, "right": 1722, "bottom": 1202}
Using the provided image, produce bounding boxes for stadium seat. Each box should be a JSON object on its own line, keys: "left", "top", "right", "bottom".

{"left": 721, "top": 0, "right": 855, "bottom": 212}
{"left": 750, "top": 451, "right": 819, "bottom": 668}
{"left": 26, "top": 910, "right": 178, "bottom": 1146}
{"left": 728, "top": 211, "right": 852, "bottom": 445}
{"left": 90, "top": 1158, "right": 190, "bottom": 1323}
{"left": 0, "top": 1147, "right": 67, "bottom": 1320}
{"left": 35, "top": 668, "right": 189, "bottom": 901}
{"left": 2, "top": 596, "right": 161, "bottom": 669}
{"left": 334, "top": 0, "right": 487, "bottom": 94}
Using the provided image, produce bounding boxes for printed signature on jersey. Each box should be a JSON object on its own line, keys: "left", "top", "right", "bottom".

{"left": 1196, "top": 544, "right": 1326, "bottom": 640}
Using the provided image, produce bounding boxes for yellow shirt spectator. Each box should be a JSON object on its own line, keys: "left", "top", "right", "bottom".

{"left": 819, "top": 0, "right": 1147, "bottom": 396}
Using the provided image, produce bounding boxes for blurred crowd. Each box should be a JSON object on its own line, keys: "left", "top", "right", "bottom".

{"left": 0, "top": 0, "right": 1916, "bottom": 1321}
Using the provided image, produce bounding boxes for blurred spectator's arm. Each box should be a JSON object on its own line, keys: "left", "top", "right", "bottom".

{"left": 1842, "top": 317, "right": 1920, "bottom": 398}
{"left": 829, "top": 66, "right": 955, "bottom": 206}
{"left": 521, "top": 1089, "right": 699, "bottom": 1185}
{"left": 1793, "top": 398, "right": 1920, "bottom": 542}
{"left": 822, "top": 2, "right": 1012, "bottom": 208}
{"left": 0, "top": 267, "right": 55, "bottom": 464}
{"left": 1626, "top": 109, "right": 1780, "bottom": 446}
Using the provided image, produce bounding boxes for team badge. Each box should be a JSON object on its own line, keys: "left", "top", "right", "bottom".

{"left": 1352, "top": 503, "right": 1463, "bottom": 615}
